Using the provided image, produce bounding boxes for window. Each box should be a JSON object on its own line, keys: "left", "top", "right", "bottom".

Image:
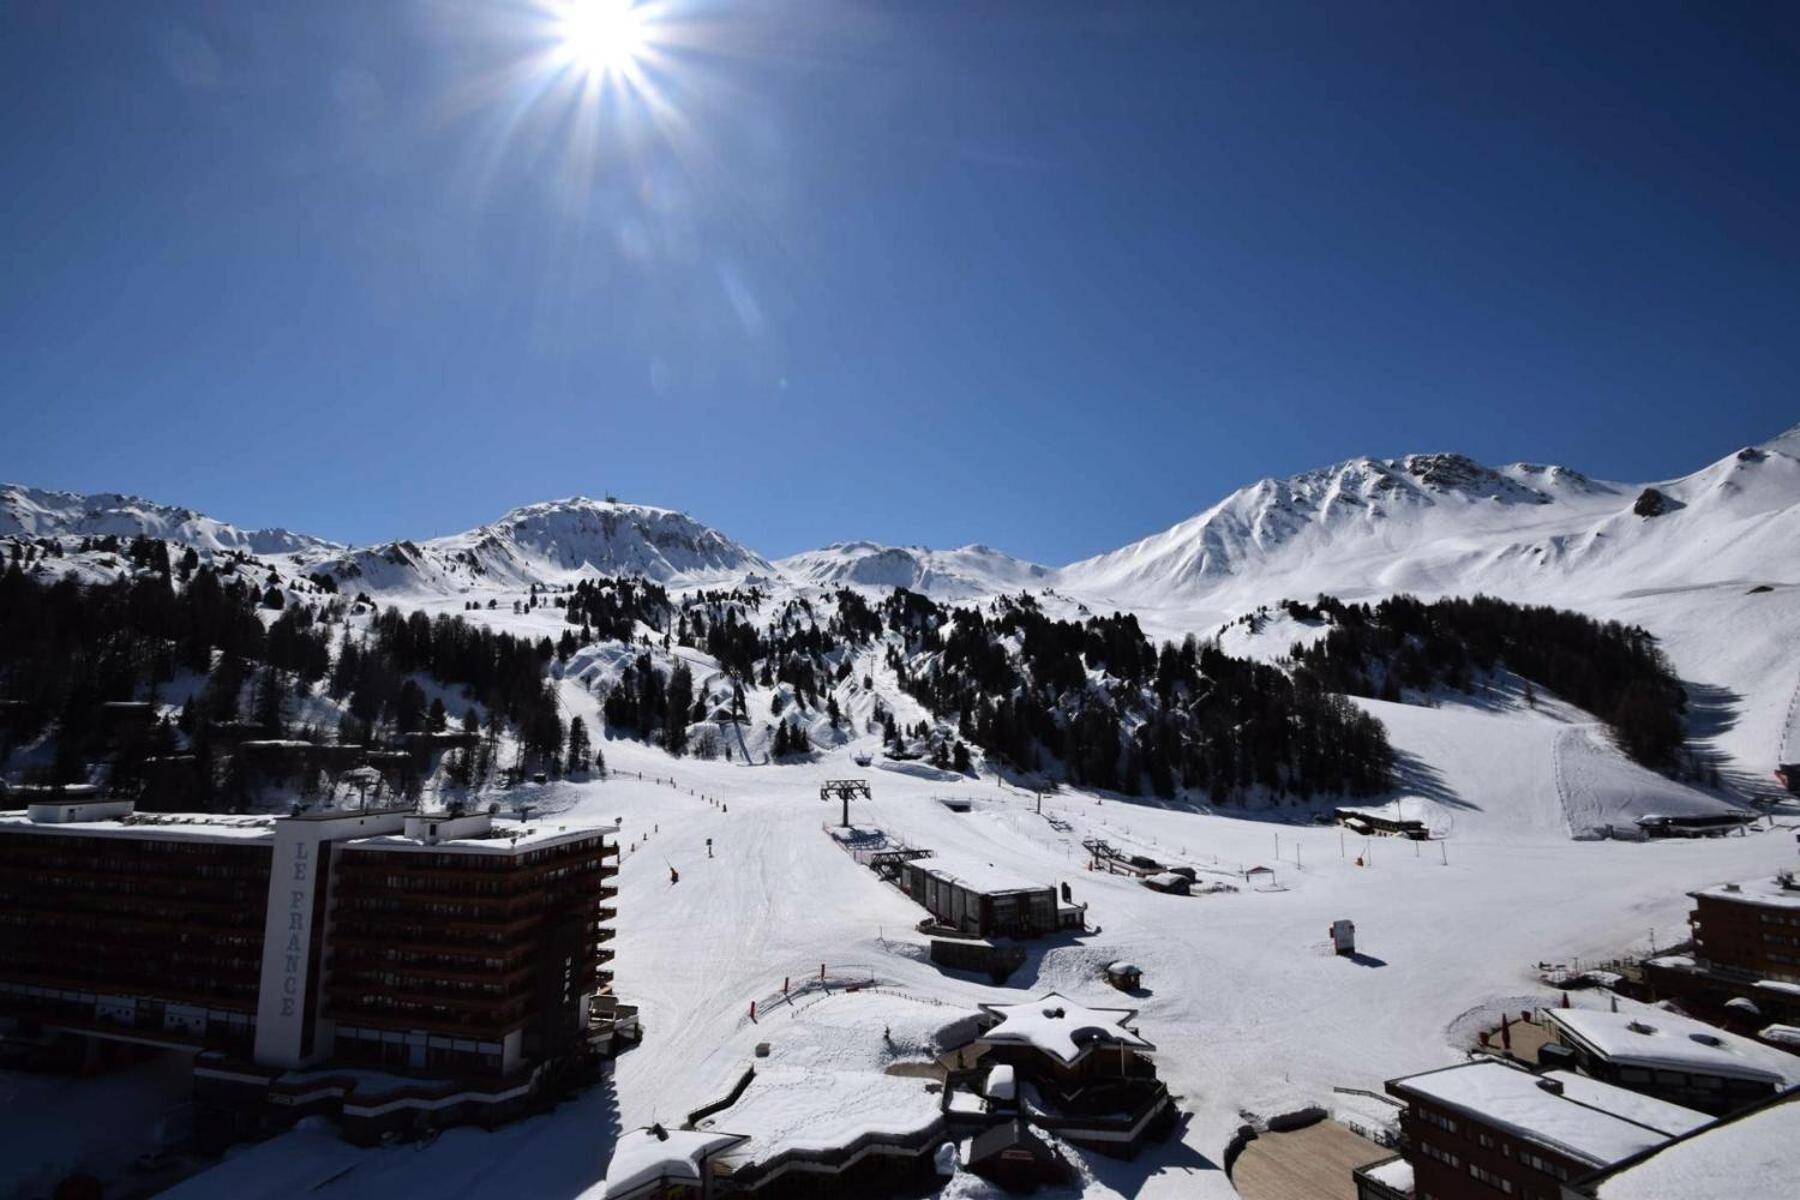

{"left": 1419, "top": 1109, "right": 1457, "bottom": 1133}
{"left": 1518, "top": 1150, "right": 1568, "bottom": 1181}
{"left": 1420, "top": 1141, "right": 1461, "bottom": 1168}
{"left": 1468, "top": 1163, "right": 1514, "bottom": 1194}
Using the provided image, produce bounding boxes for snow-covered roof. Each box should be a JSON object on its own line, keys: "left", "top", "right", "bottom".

{"left": 1389, "top": 1061, "right": 1707, "bottom": 1168}
{"left": 344, "top": 817, "right": 619, "bottom": 856}
{"left": 1758, "top": 1025, "right": 1800, "bottom": 1048}
{"left": 1689, "top": 875, "right": 1800, "bottom": 911}
{"left": 1547, "top": 1008, "right": 1800, "bottom": 1087}
{"left": 911, "top": 850, "right": 1048, "bottom": 895}
{"left": 0, "top": 808, "right": 277, "bottom": 844}
{"left": 1336, "top": 797, "right": 1431, "bottom": 824}
{"left": 600, "top": 1127, "right": 747, "bottom": 1199}
{"left": 1359, "top": 1155, "right": 1414, "bottom": 1192}
{"left": 1590, "top": 1091, "right": 1800, "bottom": 1200}
{"left": 984, "top": 1064, "right": 1016, "bottom": 1101}
{"left": 977, "top": 992, "right": 1152, "bottom": 1065}
{"left": 708, "top": 1066, "right": 941, "bottom": 1160}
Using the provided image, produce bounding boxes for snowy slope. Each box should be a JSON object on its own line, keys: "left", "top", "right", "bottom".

{"left": 155, "top": 731, "right": 1800, "bottom": 1200}
{"left": 775, "top": 540, "right": 1054, "bottom": 600}
{"left": 0, "top": 483, "right": 334, "bottom": 555}
{"left": 1060, "top": 434, "right": 1800, "bottom": 614}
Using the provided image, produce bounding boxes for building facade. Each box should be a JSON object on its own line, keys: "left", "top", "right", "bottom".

{"left": 898, "top": 855, "right": 1059, "bottom": 939}
{"left": 0, "top": 797, "right": 627, "bottom": 1144}
{"left": 1358, "top": 1060, "right": 1708, "bottom": 1200}
{"left": 1688, "top": 876, "right": 1800, "bottom": 983}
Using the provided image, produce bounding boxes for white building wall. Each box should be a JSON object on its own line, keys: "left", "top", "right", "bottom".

{"left": 252, "top": 810, "right": 407, "bottom": 1068}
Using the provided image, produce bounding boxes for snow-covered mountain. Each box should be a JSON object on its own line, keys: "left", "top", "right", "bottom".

{"left": 0, "top": 483, "right": 335, "bottom": 556}
{"left": 292, "top": 497, "right": 775, "bottom": 594}
{"left": 1060, "top": 432, "right": 1800, "bottom": 611}
{"left": 775, "top": 541, "right": 1053, "bottom": 600}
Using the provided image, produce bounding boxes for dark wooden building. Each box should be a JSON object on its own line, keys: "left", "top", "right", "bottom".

{"left": 898, "top": 853, "right": 1058, "bottom": 939}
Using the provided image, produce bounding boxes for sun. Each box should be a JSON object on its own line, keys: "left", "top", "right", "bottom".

{"left": 558, "top": 0, "right": 648, "bottom": 76}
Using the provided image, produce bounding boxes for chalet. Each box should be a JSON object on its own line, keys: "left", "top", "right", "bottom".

{"left": 898, "top": 853, "right": 1062, "bottom": 939}
{"left": 1140, "top": 872, "right": 1190, "bottom": 895}
{"left": 1557, "top": 1083, "right": 1800, "bottom": 1199}
{"left": 1634, "top": 812, "right": 1755, "bottom": 838}
{"left": 1335, "top": 799, "right": 1430, "bottom": 840}
{"left": 941, "top": 992, "right": 1174, "bottom": 1157}
{"left": 1541, "top": 1006, "right": 1800, "bottom": 1115}
{"left": 1355, "top": 1059, "right": 1708, "bottom": 1200}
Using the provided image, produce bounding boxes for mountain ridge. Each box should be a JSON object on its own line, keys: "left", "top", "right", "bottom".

{"left": 7, "top": 424, "right": 1797, "bottom": 606}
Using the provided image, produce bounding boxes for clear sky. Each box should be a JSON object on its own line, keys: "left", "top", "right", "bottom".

{"left": 2, "top": 1, "right": 1796, "bottom": 562}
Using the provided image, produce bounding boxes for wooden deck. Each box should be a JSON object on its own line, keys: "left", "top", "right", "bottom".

{"left": 1232, "top": 1119, "right": 1392, "bottom": 1200}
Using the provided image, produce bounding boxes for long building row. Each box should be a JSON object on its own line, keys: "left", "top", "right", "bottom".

{"left": 0, "top": 794, "right": 631, "bottom": 1145}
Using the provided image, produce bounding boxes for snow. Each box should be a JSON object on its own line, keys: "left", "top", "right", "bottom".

{"left": 16, "top": 425, "right": 1800, "bottom": 1198}
{"left": 1360, "top": 1154, "right": 1413, "bottom": 1192}
{"left": 0, "top": 483, "right": 335, "bottom": 555}
{"left": 1593, "top": 1093, "right": 1800, "bottom": 1200}
{"left": 710, "top": 1066, "right": 941, "bottom": 1159}
{"left": 977, "top": 994, "right": 1150, "bottom": 1065}
{"left": 1334, "top": 797, "right": 1432, "bottom": 826}
{"left": 599, "top": 1127, "right": 744, "bottom": 1198}
{"left": 0, "top": 809, "right": 277, "bottom": 843}
{"left": 1546, "top": 1007, "right": 1800, "bottom": 1087}
{"left": 1389, "top": 1061, "right": 1707, "bottom": 1167}
{"left": 914, "top": 849, "right": 1053, "bottom": 896}
{"left": 0, "top": 1051, "right": 194, "bottom": 1198}
{"left": 985, "top": 1065, "right": 1016, "bottom": 1101}
{"left": 1757, "top": 1025, "right": 1800, "bottom": 1048}
{"left": 776, "top": 542, "right": 1054, "bottom": 601}
{"left": 1691, "top": 875, "right": 1800, "bottom": 911}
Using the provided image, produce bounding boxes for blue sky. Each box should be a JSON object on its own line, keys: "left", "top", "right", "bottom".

{"left": 2, "top": 1, "right": 1796, "bottom": 562}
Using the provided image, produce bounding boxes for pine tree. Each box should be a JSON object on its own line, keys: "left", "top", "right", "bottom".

{"left": 567, "top": 716, "right": 591, "bottom": 775}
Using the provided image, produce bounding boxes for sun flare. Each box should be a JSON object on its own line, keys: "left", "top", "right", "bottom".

{"left": 558, "top": 0, "right": 648, "bottom": 76}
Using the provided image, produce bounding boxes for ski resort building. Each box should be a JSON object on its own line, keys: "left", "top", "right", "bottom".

{"left": 1355, "top": 1059, "right": 1709, "bottom": 1200}
{"left": 1557, "top": 1083, "right": 1800, "bottom": 1199}
{"left": 1643, "top": 873, "right": 1800, "bottom": 1026}
{"left": 897, "top": 853, "right": 1064, "bottom": 938}
{"left": 1539, "top": 1006, "right": 1800, "bottom": 1116}
{"left": 0, "top": 796, "right": 628, "bottom": 1145}
{"left": 1334, "top": 799, "right": 1431, "bottom": 840}
{"left": 940, "top": 992, "right": 1175, "bottom": 1157}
